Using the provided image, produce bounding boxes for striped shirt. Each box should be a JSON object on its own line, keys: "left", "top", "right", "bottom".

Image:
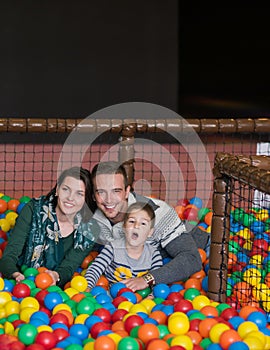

{"left": 85, "top": 237, "right": 163, "bottom": 289}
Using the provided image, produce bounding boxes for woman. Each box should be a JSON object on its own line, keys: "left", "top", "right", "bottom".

{"left": 0, "top": 166, "right": 99, "bottom": 288}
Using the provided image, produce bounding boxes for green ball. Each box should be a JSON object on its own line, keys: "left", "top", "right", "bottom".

{"left": 21, "top": 279, "right": 36, "bottom": 290}
{"left": 242, "top": 213, "right": 256, "bottom": 226}
{"left": 130, "top": 325, "right": 140, "bottom": 338}
{"left": 200, "top": 337, "right": 213, "bottom": 349}
{"left": 153, "top": 297, "right": 164, "bottom": 304}
{"left": 18, "top": 323, "right": 38, "bottom": 345}
{"left": 184, "top": 287, "right": 201, "bottom": 300}
{"left": 30, "top": 287, "right": 41, "bottom": 297}
{"left": 188, "top": 311, "right": 206, "bottom": 321}
{"left": 136, "top": 287, "right": 152, "bottom": 298}
{"left": 157, "top": 324, "right": 170, "bottom": 338}
{"left": 118, "top": 336, "right": 140, "bottom": 350}
{"left": 24, "top": 267, "right": 38, "bottom": 278}
{"left": 20, "top": 196, "right": 31, "bottom": 203}
{"left": 228, "top": 241, "right": 241, "bottom": 253}
{"left": 66, "top": 345, "right": 83, "bottom": 350}
{"left": 216, "top": 302, "right": 231, "bottom": 315}
{"left": 198, "top": 208, "right": 210, "bottom": 221}
{"left": 231, "top": 208, "right": 245, "bottom": 222}
{"left": 76, "top": 297, "right": 95, "bottom": 315}
{"left": 1, "top": 195, "right": 11, "bottom": 202}
{"left": 7, "top": 314, "right": 20, "bottom": 322}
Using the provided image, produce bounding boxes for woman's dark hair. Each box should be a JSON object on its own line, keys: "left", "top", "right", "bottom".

{"left": 46, "top": 166, "right": 95, "bottom": 222}
{"left": 91, "top": 161, "right": 129, "bottom": 189}
{"left": 124, "top": 202, "right": 156, "bottom": 229}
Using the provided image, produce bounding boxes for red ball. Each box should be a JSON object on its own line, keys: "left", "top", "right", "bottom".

{"left": 183, "top": 208, "right": 198, "bottom": 221}
{"left": 167, "top": 292, "right": 183, "bottom": 304}
{"left": 49, "top": 313, "right": 69, "bottom": 327}
{"left": 220, "top": 307, "right": 239, "bottom": 321}
{"left": 93, "top": 307, "right": 111, "bottom": 323}
{"left": 189, "top": 319, "right": 201, "bottom": 332}
{"left": 174, "top": 299, "right": 193, "bottom": 313}
{"left": 112, "top": 295, "right": 128, "bottom": 307}
{"left": 35, "top": 331, "right": 57, "bottom": 350}
{"left": 35, "top": 289, "right": 49, "bottom": 306}
{"left": 0, "top": 230, "right": 7, "bottom": 240}
{"left": 12, "top": 283, "right": 31, "bottom": 298}
{"left": 111, "top": 308, "right": 128, "bottom": 323}
{"left": 53, "top": 327, "right": 69, "bottom": 342}
{"left": 90, "top": 322, "right": 111, "bottom": 339}
{"left": 124, "top": 315, "right": 144, "bottom": 334}
{"left": 177, "top": 198, "right": 190, "bottom": 207}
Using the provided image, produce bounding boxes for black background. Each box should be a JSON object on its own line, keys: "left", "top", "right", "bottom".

{"left": 1, "top": 1, "right": 270, "bottom": 118}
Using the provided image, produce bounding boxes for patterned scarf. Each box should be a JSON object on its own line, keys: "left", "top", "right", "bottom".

{"left": 20, "top": 195, "right": 99, "bottom": 270}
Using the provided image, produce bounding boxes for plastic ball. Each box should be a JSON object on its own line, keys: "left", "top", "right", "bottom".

{"left": 93, "top": 335, "right": 116, "bottom": 350}
{"left": 35, "top": 330, "right": 57, "bottom": 349}
{"left": 168, "top": 312, "right": 190, "bottom": 335}
{"left": 118, "top": 336, "right": 140, "bottom": 350}
{"left": 35, "top": 272, "right": 54, "bottom": 289}
{"left": 69, "top": 323, "right": 89, "bottom": 340}
{"left": 153, "top": 283, "right": 171, "bottom": 299}
{"left": 70, "top": 275, "right": 88, "bottom": 292}
{"left": 12, "top": 283, "right": 31, "bottom": 298}
{"left": 110, "top": 282, "right": 126, "bottom": 298}
{"left": 18, "top": 324, "right": 38, "bottom": 345}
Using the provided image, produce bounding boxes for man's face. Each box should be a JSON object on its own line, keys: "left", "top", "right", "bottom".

{"left": 93, "top": 173, "right": 130, "bottom": 224}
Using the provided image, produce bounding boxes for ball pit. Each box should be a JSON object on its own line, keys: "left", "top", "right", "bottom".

{"left": 0, "top": 194, "right": 270, "bottom": 349}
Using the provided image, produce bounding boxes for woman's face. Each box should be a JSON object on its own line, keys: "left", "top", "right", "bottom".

{"left": 56, "top": 176, "right": 86, "bottom": 218}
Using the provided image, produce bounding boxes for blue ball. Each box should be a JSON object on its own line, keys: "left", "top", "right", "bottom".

{"left": 69, "top": 324, "right": 89, "bottom": 340}
{"left": 170, "top": 284, "right": 184, "bottom": 293}
{"left": 201, "top": 276, "right": 208, "bottom": 292}
{"left": 51, "top": 322, "right": 69, "bottom": 331}
{"left": 153, "top": 283, "right": 171, "bottom": 299}
{"left": 91, "top": 286, "right": 107, "bottom": 296}
{"left": 247, "top": 311, "right": 267, "bottom": 329}
{"left": 189, "top": 197, "right": 203, "bottom": 209}
{"left": 228, "top": 316, "right": 245, "bottom": 330}
{"left": 30, "top": 311, "right": 50, "bottom": 325}
{"left": 120, "top": 291, "right": 137, "bottom": 304}
{"left": 207, "top": 344, "right": 222, "bottom": 350}
{"left": 228, "top": 341, "right": 249, "bottom": 350}
{"left": 44, "top": 292, "right": 63, "bottom": 310}
{"left": 95, "top": 293, "right": 112, "bottom": 304}
{"left": 16, "top": 202, "right": 26, "bottom": 214}
{"left": 85, "top": 315, "right": 103, "bottom": 330}
{"left": 109, "top": 282, "right": 126, "bottom": 298}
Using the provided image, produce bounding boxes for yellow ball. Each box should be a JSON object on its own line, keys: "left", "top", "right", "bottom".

{"left": 74, "top": 313, "right": 89, "bottom": 324}
{"left": 0, "top": 277, "right": 4, "bottom": 291}
{"left": 140, "top": 299, "right": 156, "bottom": 314}
{"left": 209, "top": 323, "right": 230, "bottom": 343}
{"left": 0, "top": 292, "right": 12, "bottom": 306}
{"left": 64, "top": 287, "right": 79, "bottom": 298}
{"left": 70, "top": 275, "right": 88, "bottom": 292}
{"left": 170, "top": 335, "right": 193, "bottom": 350}
{"left": 20, "top": 307, "right": 37, "bottom": 323}
{"left": 108, "top": 332, "right": 122, "bottom": 345}
{"left": 52, "top": 303, "right": 72, "bottom": 314}
{"left": 192, "top": 295, "right": 210, "bottom": 310}
{"left": 238, "top": 321, "right": 259, "bottom": 338}
{"left": 37, "top": 325, "right": 53, "bottom": 333}
{"left": 0, "top": 218, "right": 10, "bottom": 232}
{"left": 20, "top": 297, "right": 40, "bottom": 310}
{"left": 244, "top": 335, "right": 265, "bottom": 350}
{"left": 117, "top": 301, "right": 133, "bottom": 312}
{"left": 4, "top": 321, "right": 14, "bottom": 335}
{"left": 5, "top": 212, "right": 18, "bottom": 227}
{"left": 4, "top": 300, "right": 20, "bottom": 315}
{"left": 243, "top": 268, "right": 262, "bottom": 286}
{"left": 168, "top": 312, "right": 190, "bottom": 335}
{"left": 245, "top": 330, "right": 266, "bottom": 348}
{"left": 129, "top": 303, "right": 148, "bottom": 314}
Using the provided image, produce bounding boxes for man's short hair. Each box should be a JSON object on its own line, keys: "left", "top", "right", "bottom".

{"left": 91, "top": 161, "right": 129, "bottom": 188}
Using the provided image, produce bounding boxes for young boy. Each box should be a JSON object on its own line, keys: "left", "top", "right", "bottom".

{"left": 84, "top": 202, "right": 163, "bottom": 290}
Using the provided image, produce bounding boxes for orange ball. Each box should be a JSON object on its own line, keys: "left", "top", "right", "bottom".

{"left": 187, "top": 330, "right": 202, "bottom": 345}
{"left": 149, "top": 310, "right": 168, "bottom": 325}
{"left": 137, "top": 323, "right": 160, "bottom": 344}
{"left": 35, "top": 272, "right": 54, "bottom": 289}
{"left": 190, "top": 269, "right": 206, "bottom": 279}
{"left": 94, "top": 335, "right": 116, "bottom": 350}
{"left": 174, "top": 205, "right": 185, "bottom": 220}
{"left": 232, "top": 281, "right": 252, "bottom": 302}
{"left": 200, "top": 305, "right": 219, "bottom": 317}
{"left": 198, "top": 248, "right": 207, "bottom": 264}
{"left": 7, "top": 199, "right": 20, "bottom": 212}
{"left": 184, "top": 278, "right": 202, "bottom": 290}
{"left": 198, "top": 317, "right": 218, "bottom": 338}
{"left": 219, "top": 329, "right": 241, "bottom": 349}
{"left": 147, "top": 339, "right": 170, "bottom": 350}
{"left": 0, "top": 199, "right": 7, "bottom": 214}
{"left": 204, "top": 211, "right": 213, "bottom": 226}
{"left": 96, "top": 275, "right": 109, "bottom": 290}
{"left": 239, "top": 305, "right": 259, "bottom": 319}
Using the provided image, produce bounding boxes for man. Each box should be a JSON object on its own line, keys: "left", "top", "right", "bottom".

{"left": 91, "top": 161, "right": 209, "bottom": 291}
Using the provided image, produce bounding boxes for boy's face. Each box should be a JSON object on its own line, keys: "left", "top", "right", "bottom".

{"left": 124, "top": 209, "right": 153, "bottom": 248}
{"left": 93, "top": 173, "right": 130, "bottom": 224}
